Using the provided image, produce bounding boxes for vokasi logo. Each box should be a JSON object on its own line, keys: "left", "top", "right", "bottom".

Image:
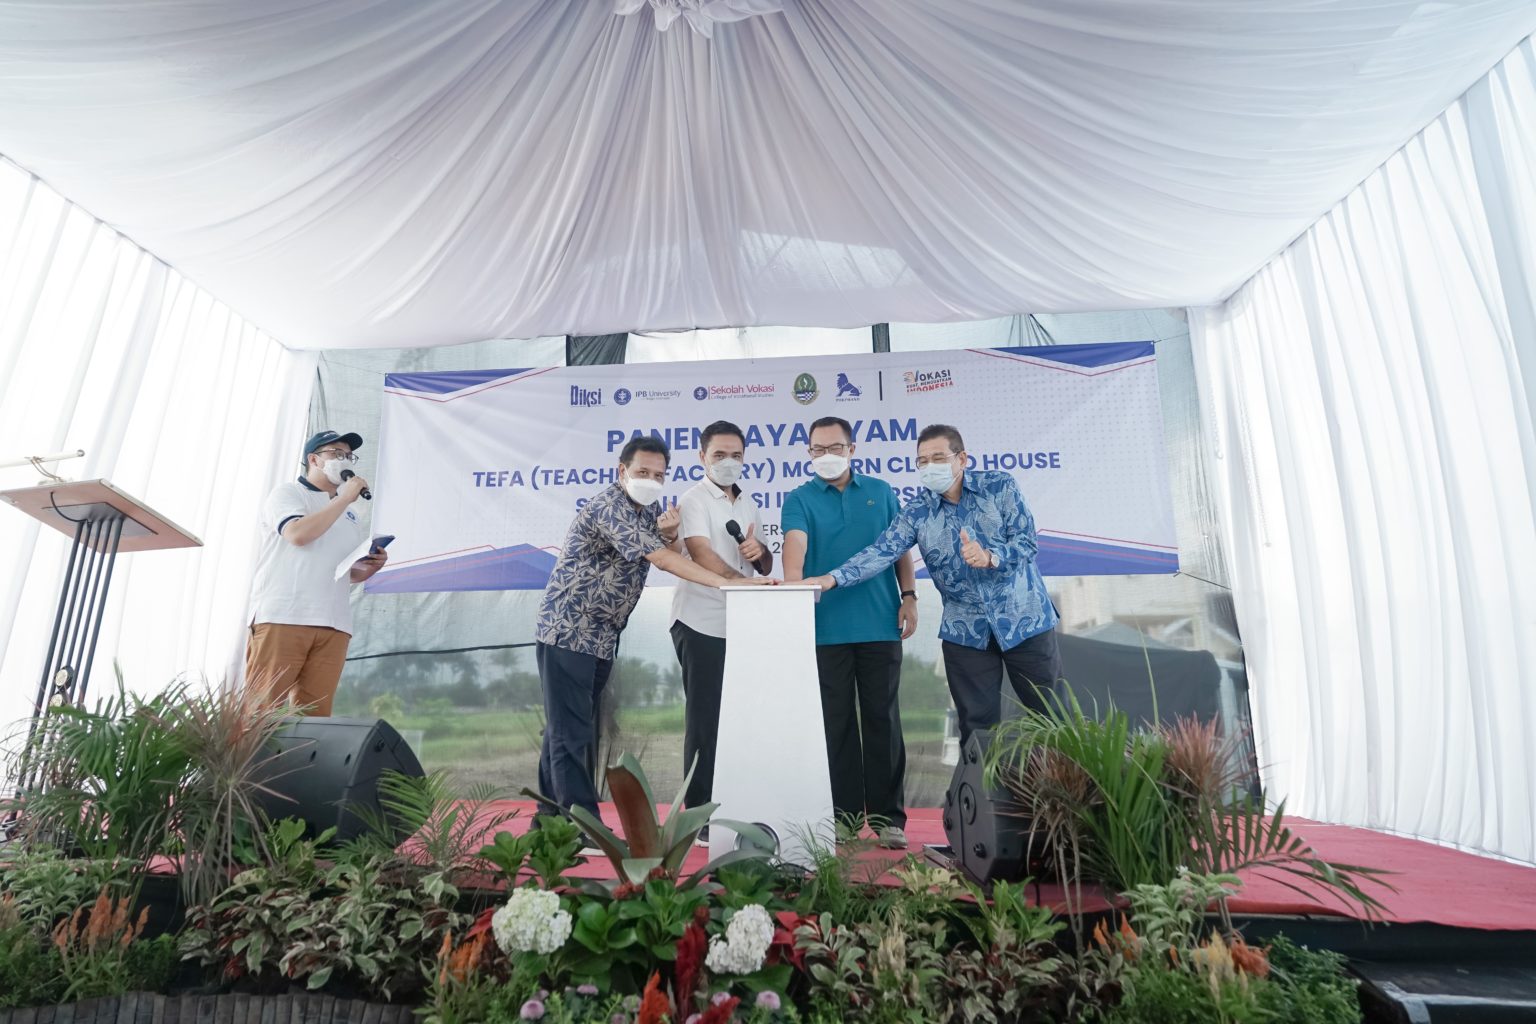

{"left": 902, "top": 367, "right": 954, "bottom": 394}
{"left": 570, "top": 385, "right": 602, "bottom": 407}
{"left": 693, "top": 386, "right": 709, "bottom": 401}
{"left": 793, "top": 372, "right": 819, "bottom": 405}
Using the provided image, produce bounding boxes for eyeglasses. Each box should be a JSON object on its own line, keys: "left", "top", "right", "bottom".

{"left": 808, "top": 444, "right": 849, "bottom": 457}
{"left": 915, "top": 452, "right": 961, "bottom": 468}
{"left": 315, "top": 449, "right": 359, "bottom": 463}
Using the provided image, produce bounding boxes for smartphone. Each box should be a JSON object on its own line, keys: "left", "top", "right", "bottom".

{"left": 371, "top": 534, "right": 395, "bottom": 553}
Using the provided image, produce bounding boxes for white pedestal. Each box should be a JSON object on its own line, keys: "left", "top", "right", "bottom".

{"left": 709, "top": 584, "right": 834, "bottom": 868}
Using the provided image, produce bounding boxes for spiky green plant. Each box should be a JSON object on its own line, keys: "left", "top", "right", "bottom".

{"left": 355, "top": 769, "right": 518, "bottom": 876}
{"left": 984, "top": 689, "right": 1390, "bottom": 920}
{"left": 4, "top": 673, "right": 304, "bottom": 908}
{"left": 527, "top": 752, "right": 773, "bottom": 887}
{"left": 149, "top": 679, "right": 300, "bottom": 908}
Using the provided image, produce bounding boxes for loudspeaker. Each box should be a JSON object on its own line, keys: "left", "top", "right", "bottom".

{"left": 254, "top": 717, "right": 425, "bottom": 844}
{"left": 942, "top": 729, "right": 1040, "bottom": 885}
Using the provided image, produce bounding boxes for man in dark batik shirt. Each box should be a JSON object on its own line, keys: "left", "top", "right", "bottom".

{"left": 535, "top": 435, "right": 776, "bottom": 825}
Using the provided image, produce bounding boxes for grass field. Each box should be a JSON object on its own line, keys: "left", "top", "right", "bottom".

{"left": 392, "top": 704, "right": 955, "bottom": 808}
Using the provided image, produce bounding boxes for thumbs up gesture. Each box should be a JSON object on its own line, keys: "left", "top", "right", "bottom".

{"left": 737, "top": 522, "right": 766, "bottom": 563}
{"left": 960, "top": 527, "right": 992, "bottom": 569}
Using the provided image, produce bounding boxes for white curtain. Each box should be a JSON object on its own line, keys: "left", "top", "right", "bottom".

{"left": 0, "top": 159, "right": 316, "bottom": 736}
{"left": 1190, "top": 37, "right": 1536, "bottom": 863}
{"left": 1, "top": 1, "right": 1534, "bottom": 347}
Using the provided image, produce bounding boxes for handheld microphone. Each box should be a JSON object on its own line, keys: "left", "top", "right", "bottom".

{"left": 725, "top": 519, "right": 744, "bottom": 544}
{"left": 340, "top": 469, "right": 371, "bottom": 501}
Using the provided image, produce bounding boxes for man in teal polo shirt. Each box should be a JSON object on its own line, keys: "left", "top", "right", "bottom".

{"left": 782, "top": 416, "right": 918, "bottom": 849}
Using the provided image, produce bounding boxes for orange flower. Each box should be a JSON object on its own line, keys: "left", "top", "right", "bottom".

{"left": 1229, "top": 936, "right": 1270, "bottom": 978}
{"left": 636, "top": 971, "right": 672, "bottom": 1024}
{"left": 436, "top": 931, "right": 455, "bottom": 987}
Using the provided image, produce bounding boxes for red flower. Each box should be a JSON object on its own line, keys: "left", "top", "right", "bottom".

{"left": 675, "top": 916, "right": 709, "bottom": 1014}
{"left": 699, "top": 995, "right": 740, "bottom": 1024}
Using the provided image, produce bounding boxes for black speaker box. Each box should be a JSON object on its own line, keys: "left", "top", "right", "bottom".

{"left": 942, "top": 729, "right": 1042, "bottom": 885}
{"left": 253, "top": 717, "right": 425, "bottom": 844}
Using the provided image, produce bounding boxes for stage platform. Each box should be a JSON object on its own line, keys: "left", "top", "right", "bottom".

{"left": 474, "top": 800, "right": 1536, "bottom": 1017}
{"left": 477, "top": 802, "right": 1536, "bottom": 936}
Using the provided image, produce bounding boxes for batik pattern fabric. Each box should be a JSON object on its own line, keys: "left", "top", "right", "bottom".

{"left": 536, "top": 483, "right": 667, "bottom": 659}
{"left": 830, "top": 469, "right": 1058, "bottom": 650}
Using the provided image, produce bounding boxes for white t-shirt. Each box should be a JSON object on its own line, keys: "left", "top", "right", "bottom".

{"left": 248, "top": 478, "right": 367, "bottom": 634}
{"left": 669, "top": 478, "right": 763, "bottom": 639}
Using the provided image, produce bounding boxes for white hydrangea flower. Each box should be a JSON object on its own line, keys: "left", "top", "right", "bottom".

{"left": 705, "top": 904, "right": 774, "bottom": 975}
{"left": 491, "top": 888, "right": 573, "bottom": 955}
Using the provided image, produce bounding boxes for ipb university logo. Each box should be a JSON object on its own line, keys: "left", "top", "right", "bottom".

{"left": 614, "top": 387, "right": 632, "bottom": 406}
{"left": 693, "top": 386, "right": 709, "bottom": 401}
{"left": 793, "top": 372, "right": 819, "bottom": 405}
{"left": 903, "top": 367, "right": 954, "bottom": 394}
{"left": 570, "top": 385, "right": 602, "bottom": 407}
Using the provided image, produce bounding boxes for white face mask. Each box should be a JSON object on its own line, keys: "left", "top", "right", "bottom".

{"left": 319, "top": 458, "right": 348, "bottom": 486}
{"left": 623, "top": 474, "right": 664, "bottom": 506}
{"left": 812, "top": 453, "right": 849, "bottom": 480}
{"left": 919, "top": 461, "right": 958, "bottom": 493}
{"left": 707, "top": 458, "right": 743, "bottom": 487}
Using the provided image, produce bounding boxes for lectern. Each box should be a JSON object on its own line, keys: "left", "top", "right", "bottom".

{"left": 0, "top": 479, "right": 201, "bottom": 717}
{"left": 709, "top": 584, "right": 834, "bottom": 868}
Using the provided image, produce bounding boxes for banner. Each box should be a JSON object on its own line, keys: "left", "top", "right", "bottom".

{"left": 367, "top": 343, "right": 1178, "bottom": 593}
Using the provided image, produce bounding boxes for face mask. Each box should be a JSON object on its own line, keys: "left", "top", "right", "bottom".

{"left": 919, "top": 461, "right": 957, "bottom": 493}
{"left": 623, "top": 474, "right": 664, "bottom": 506}
{"left": 812, "top": 454, "right": 849, "bottom": 480}
{"left": 707, "top": 458, "right": 743, "bottom": 487}
{"left": 320, "top": 458, "right": 348, "bottom": 486}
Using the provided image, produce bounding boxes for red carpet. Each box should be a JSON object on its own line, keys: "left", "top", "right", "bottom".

{"left": 469, "top": 801, "right": 1536, "bottom": 932}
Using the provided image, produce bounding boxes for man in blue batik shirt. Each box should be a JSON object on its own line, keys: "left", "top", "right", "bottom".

{"left": 806, "top": 424, "right": 1061, "bottom": 749}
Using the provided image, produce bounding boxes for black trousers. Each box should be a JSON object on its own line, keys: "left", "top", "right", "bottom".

{"left": 814, "top": 641, "right": 906, "bottom": 829}
{"left": 942, "top": 628, "right": 1063, "bottom": 749}
{"left": 670, "top": 620, "right": 727, "bottom": 810}
{"left": 535, "top": 641, "right": 613, "bottom": 821}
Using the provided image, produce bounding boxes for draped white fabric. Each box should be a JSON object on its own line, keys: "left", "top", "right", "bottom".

{"left": 1, "top": 1, "right": 1534, "bottom": 348}
{"left": 1190, "top": 37, "right": 1536, "bottom": 863}
{"left": 0, "top": 160, "right": 316, "bottom": 736}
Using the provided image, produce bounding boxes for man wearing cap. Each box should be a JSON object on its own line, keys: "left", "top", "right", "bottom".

{"left": 245, "top": 430, "right": 388, "bottom": 715}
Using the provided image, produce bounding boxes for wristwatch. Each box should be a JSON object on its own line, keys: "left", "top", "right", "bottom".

{"left": 987, "top": 551, "right": 999, "bottom": 569}
{"left": 900, "top": 589, "right": 917, "bottom": 601}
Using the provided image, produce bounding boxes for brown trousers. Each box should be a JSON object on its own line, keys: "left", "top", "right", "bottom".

{"left": 245, "top": 623, "right": 350, "bottom": 716}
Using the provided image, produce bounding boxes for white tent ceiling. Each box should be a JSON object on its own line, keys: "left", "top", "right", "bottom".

{"left": 1, "top": 0, "right": 1534, "bottom": 349}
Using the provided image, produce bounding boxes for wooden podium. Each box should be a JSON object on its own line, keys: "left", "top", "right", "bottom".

{"left": 709, "top": 584, "right": 835, "bottom": 868}
{"left": 0, "top": 479, "right": 201, "bottom": 716}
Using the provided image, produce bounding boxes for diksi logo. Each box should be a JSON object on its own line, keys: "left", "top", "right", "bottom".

{"left": 793, "top": 372, "right": 819, "bottom": 405}
{"left": 902, "top": 368, "right": 954, "bottom": 394}
{"left": 570, "top": 385, "right": 603, "bottom": 407}
{"left": 614, "top": 387, "right": 632, "bottom": 405}
{"left": 835, "top": 373, "right": 862, "bottom": 400}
